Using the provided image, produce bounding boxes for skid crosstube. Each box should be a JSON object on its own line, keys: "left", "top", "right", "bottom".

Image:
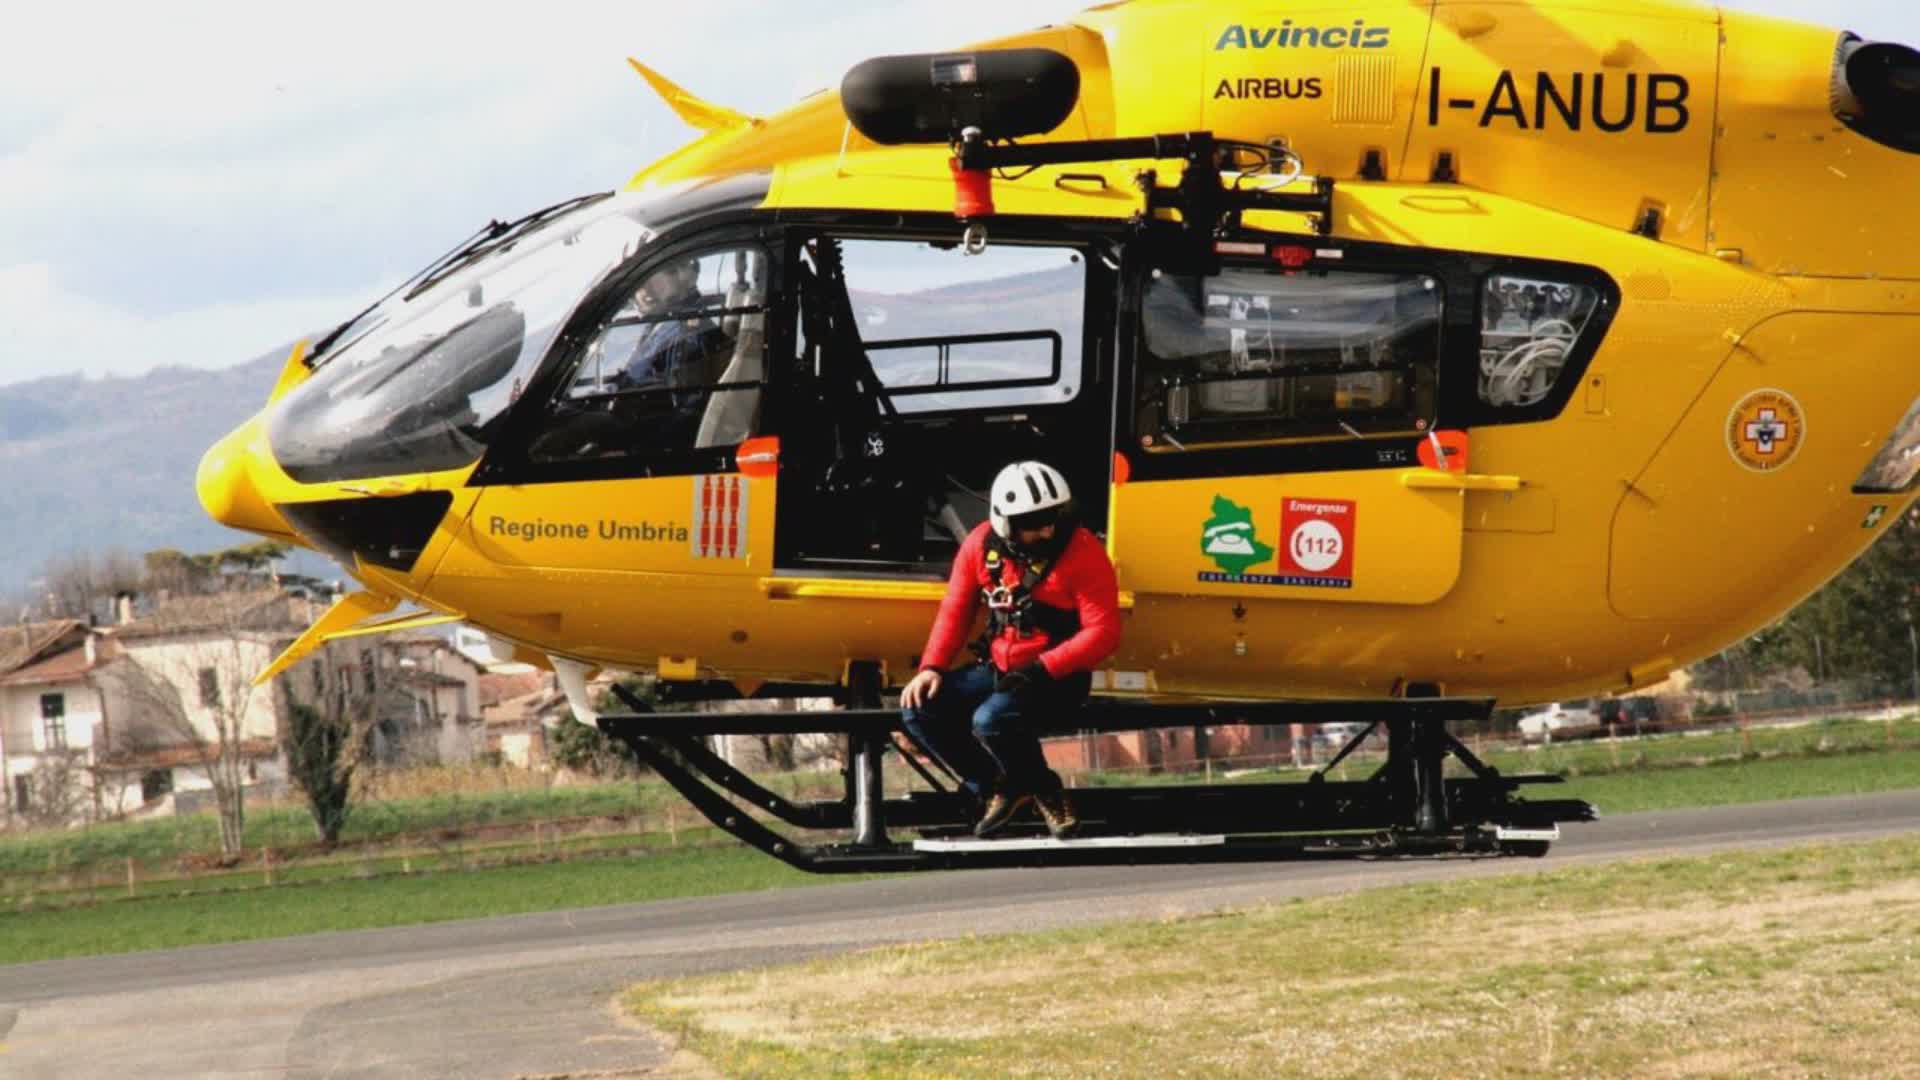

{"left": 598, "top": 695, "right": 1597, "bottom": 873}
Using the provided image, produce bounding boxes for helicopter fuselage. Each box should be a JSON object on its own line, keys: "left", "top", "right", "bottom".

{"left": 198, "top": 0, "right": 1920, "bottom": 707}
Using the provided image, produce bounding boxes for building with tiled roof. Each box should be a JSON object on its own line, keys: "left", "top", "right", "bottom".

{"left": 0, "top": 619, "right": 87, "bottom": 676}
{"left": 481, "top": 672, "right": 566, "bottom": 769}
{"left": 0, "top": 623, "right": 114, "bottom": 822}
{"left": 2, "top": 590, "right": 487, "bottom": 827}
{"left": 112, "top": 589, "right": 320, "bottom": 640}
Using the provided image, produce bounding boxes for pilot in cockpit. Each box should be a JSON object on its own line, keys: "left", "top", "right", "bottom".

{"left": 605, "top": 257, "right": 734, "bottom": 445}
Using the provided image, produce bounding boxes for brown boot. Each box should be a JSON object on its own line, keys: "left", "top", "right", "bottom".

{"left": 974, "top": 789, "right": 1031, "bottom": 838}
{"left": 1034, "top": 789, "right": 1079, "bottom": 839}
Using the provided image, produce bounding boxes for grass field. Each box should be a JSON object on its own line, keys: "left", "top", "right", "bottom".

{"left": 0, "top": 844, "right": 854, "bottom": 966}
{"left": 0, "top": 776, "right": 680, "bottom": 876}
{"left": 627, "top": 834, "right": 1920, "bottom": 1078}
{"left": 1080, "top": 713, "right": 1920, "bottom": 790}
{"left": 4, "top": 717, "right": 1917, "bottom": 965}
{"left": 1555, "top": 744, "right": 1920, "bottom": 814}
{"left": 8, "top": 715, "right": 1908, "bottom": 878}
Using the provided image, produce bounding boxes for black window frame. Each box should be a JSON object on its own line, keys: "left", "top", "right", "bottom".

{"left": 1114, "top": 230, "right": 1619, "bottom": 483}
{"left": 767, "top": 212, "right": 1126, "bottom": 574}
{"left": 141, "top": 769, "right": 173, "bottom": 802}
{"left": 864, "top": 329, "right": 1064, "bottom": 401}
{"left": 1132, "top": 263, "right": 1447, "bottom": 451}
{"left": 801, "top": 231, "right": 1093, "bottom": 419}
{"left": 40, "top": 693, "right": 67, "bottom": 751}
{"left": 198, "top": 667, "right": 222, "bottom": 710}
{"left": 472, "top": 218, "right": 783, "bottom": 487}
{"left": 1469, "top": 269, "right": 1618, "bottom": 425}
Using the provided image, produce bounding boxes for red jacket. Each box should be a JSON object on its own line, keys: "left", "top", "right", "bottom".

{"left": 919, "top": 522, "right": 1123, "bottom": 677}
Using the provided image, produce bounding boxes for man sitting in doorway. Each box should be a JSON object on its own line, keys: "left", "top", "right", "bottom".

{"left": 899, "top": 461, "right": 1122, "bottom": 838}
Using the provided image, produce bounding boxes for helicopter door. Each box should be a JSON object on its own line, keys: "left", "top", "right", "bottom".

{"left": 1111, "top": 260, "right": 1468, "bottom": 605}
{"left": 773, "top": 234, "right": 1111, "bottom": 576}
{"left": 436, "top": 240, "right": 777, "bottom": 659}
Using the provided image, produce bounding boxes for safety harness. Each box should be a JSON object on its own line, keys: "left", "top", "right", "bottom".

{"left": 972, "top": 530, "right": 1081, "bottom": 664}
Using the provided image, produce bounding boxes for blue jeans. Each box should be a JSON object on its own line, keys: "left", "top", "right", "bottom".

{"left": 901, "top": 662, "right": 1087, "bottom": 798}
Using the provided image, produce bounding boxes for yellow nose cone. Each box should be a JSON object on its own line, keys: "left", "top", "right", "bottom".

{"left": 197, "top": 419, "right": 293, "bottom": 539}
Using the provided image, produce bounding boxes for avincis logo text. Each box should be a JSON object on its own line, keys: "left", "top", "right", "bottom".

{"left": 1215, "top": 22, "right": 1391, "bottom": 50}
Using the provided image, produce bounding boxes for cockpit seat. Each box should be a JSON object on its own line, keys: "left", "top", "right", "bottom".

{"left": 695, "top": 281, "right": 766, "bottom": 448}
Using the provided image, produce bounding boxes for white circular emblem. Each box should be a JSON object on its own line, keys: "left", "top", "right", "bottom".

{"left": 1725, "top": 388, "right": 1806, "bottom": 473}
{"left": 1289, "top": 519, "right": 1344, "bottom": 572}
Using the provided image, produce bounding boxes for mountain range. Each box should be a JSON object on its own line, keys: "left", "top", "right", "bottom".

{"left": 0, "top": 263, "right": 1085, "bottom": 596}
{"left": 0, "top": 346, "right": 296, "bottom": 594}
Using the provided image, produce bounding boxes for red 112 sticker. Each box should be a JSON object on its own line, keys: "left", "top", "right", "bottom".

{"left": 1278, "top": 498, "right": 1356, "bottom": 588}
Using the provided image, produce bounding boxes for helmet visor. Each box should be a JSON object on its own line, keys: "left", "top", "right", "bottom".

{"left": 1006, "top": 506, "right": 1066, "bottom": 535}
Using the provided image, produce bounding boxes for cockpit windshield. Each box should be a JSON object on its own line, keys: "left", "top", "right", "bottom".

{"left": 267, "top": 174, "right": 769, "bottom": 485}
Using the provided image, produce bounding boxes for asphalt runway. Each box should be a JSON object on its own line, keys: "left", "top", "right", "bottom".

{"left": 4, "top": 789, "right": 1918, "bottom": 1079}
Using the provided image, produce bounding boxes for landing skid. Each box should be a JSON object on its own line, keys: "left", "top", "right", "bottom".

{"left": 597, "top": 690, "right": 1595, "bottom": 873}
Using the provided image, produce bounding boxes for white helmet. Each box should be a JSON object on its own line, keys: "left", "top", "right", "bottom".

{"left": 989, "top": 461, "right": 1073, "bottom": 540}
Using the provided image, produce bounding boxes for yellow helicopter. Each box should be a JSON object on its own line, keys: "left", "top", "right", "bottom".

{"left": 197, "top": 0, "right": 1920, "bottom": 869}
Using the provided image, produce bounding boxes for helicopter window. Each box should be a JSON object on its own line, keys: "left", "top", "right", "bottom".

{"left": 835, "top": 240, "right": 1084, "bottom": 414}
{"left": 1137, "top": 268, "right": 1441, "bottom": 448}
{"left": 1855, "top": 394, "right": 1920, "bottom": 494}
{"left": 530, "top": 246, "right": 770, "bottom": 463}
{"left": 267, "top": 197, "right": 649, "bottom": 484}
{"left": 1478, "top": 275, "right": 1604, "bottom": 409}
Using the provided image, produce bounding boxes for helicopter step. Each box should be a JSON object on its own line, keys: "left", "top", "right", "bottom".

{"left": 597, "top": 689, "right": 1595, "bottom": 873}
{"left": 912, "top": 834, "right": 1227, "bottom": 853}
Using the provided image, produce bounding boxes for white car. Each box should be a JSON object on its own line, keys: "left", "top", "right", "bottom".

{"left": 1315, "top": 721, "right": 1373, "bottom": 753}
{"left": 1516, "top": 701, "right": 1599, "bottom": 742}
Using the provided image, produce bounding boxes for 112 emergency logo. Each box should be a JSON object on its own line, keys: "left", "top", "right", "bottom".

{"left": 1278, "top": 498, "right": 1356, "bottom": 588}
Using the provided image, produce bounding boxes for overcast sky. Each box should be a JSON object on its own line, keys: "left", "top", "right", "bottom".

{"left": 1, "top": 0, "right": 1912, "bottom": 390}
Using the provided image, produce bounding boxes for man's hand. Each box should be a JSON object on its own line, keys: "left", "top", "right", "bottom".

{"left": 995, "top": 662, "right": 1052, "bottom": 694}
{"left": 901, "top": 668, "right": 943, "bottom": 710}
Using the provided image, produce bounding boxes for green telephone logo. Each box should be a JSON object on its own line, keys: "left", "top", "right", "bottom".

{"left": 1200, "top": 495, "right": 1274, "bottom": 575}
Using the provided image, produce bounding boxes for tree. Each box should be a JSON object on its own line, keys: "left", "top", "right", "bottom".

{"left": 548, "top": 717, "right": 639, "bottom": 776}
{"left": 141, "top": 548, "right": 220, "bottom": 596}
{"left": 37, "top": 548, "right": 142, "bottom": 619}
{"left": 549, "top": 678, "right": 652, "bottom": 776}
{"left": 214, "top": 541, "right": 292, "bottom": 583}
{"left": 752, "top": 732, "right": 798, "bottom": 772}
{"left": 1744, "top": 505, "right": 1920, "bottom": 693}
{"left": 281, "top": 642, "right": 385, "bottom": 846}
{"left": 141, "top": 542, "right": 292, "bottom": 598}
{"left": 99, "top": 596, "right": 290, "bottom": 862}
{"left": 16, "top": 751, "right": 92, "bottom": 828}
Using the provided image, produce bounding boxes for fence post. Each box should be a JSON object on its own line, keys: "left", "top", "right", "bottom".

{"left": 263, "top": 847, "right": 275, "bottom": 888}
{"left": 126, "top": 856, "right": 137, "bottom": 899}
